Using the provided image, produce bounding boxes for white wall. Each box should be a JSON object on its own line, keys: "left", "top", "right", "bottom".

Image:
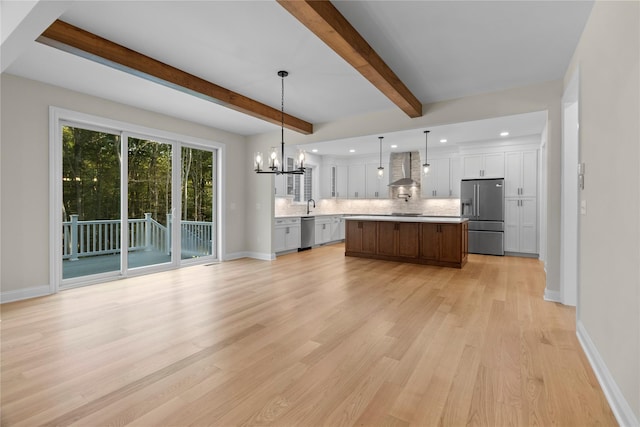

{"left": 247, "top": 80, "right": 564, "bottom": 293}
{"left": 565, "top": 1, "right": 640, "bottom": 424}
{"left": 0, "top": 74, "right": 247, "bottom": 295}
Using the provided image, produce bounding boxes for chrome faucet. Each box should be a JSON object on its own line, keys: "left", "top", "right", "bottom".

{"left": 306, "top": 198, "right": 316, "bottom": 215}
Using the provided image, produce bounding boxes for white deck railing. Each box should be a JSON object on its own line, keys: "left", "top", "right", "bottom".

{"left": 63, "top": 214, "right": 212, "bottom": 260}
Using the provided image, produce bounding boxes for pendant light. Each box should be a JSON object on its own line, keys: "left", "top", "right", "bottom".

{"left": 254, "top": 71, "right": 305, "bottom": 175}
{"left": 422, "top": 130, "right": 430, "bottom": 175}
{"left": 377, "top": 136, "right": 384, "bottom": 178}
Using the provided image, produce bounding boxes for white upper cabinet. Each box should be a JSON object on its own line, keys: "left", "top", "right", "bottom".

{"left": 365, "top": 163, "right": 388, "bottom": 198}
{"left": 450, "top": 156, "right": 461, "bottom": 197}
{"left": 323, "top": 164, "right": 348, "bottom": 199}
{"left": 505, "top": 150, "right": 537, "bottom": 198}
{"left": 320, "top": 163, "right": 332, "bottom": 199}
{"left": 421, "top": 158, "right": 451, "bottom": 198}
{"left": 347, "top": 164, "right": 366, "bottom": 198}
{"left": 462, "top": 152, "right": 505, "bottom": 178}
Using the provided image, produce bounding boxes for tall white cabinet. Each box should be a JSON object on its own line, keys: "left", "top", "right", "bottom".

{"left": 503, "top": 149, "right": 538, "bottom": 254}
{"left": 505, "top": 150, "right": 538, "bottom": 198}
{"left": 505, "top": 198, "right": 537, "bottom": 254}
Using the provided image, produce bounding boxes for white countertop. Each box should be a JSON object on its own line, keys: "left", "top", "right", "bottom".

{"left": 346, "top": 215, "right": 468, "bottom": 223}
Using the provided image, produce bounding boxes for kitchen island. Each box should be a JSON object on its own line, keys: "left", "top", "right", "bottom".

{"left": 345, "top": 216, "right": 469, "bottom": 268}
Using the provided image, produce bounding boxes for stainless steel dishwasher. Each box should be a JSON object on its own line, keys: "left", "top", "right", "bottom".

{"left": 299, "top": 216, "right": 315, "bottom": 251}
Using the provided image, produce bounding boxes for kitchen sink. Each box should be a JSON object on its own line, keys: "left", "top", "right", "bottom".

{"left": 390, "top": 212, "right": 423, "bottom": 217}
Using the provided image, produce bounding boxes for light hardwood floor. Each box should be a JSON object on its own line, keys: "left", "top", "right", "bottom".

{"left": 1, "top": 244, "right": 616, "bottom": 426}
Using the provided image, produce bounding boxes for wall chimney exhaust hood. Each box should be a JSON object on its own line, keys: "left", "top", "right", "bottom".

{"left": 388, "top": 152, "right": 420, "bottom": 187}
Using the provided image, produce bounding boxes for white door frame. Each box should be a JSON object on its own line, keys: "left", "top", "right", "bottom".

{"left": 560, "top": 70, "right": 580, "bottom": 307}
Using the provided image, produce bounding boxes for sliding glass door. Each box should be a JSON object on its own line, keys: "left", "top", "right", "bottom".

{"left": 181, "top": 147, "right": 216, "bottom": 260}
{"left": 59, "top": 117, "right": 218, "bottom": 287}
{"left": 62, "top": 125, "right": 121, "bottom": 279}
{"left": 127, "top": 136, "right": 173, "bottom": 269}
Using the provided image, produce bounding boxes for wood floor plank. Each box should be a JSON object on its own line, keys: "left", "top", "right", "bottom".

{"left": 0, "top": 245, "right": 617, "bottom": 426}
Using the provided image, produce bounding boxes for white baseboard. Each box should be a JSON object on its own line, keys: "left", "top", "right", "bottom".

{"left": 577, "top": 321, "right": 639, "bottom": 427}
{"left": 543, "top": 288, "right": 562, "bottom": 303}
{"left": 224, "top": 251, "right": 248, "bottom": 261}
{"left": 224, "top": 251, "right": 275, "bottom": 261}
{"left": 1, "top": 285, "right": 52, "bottom": 303}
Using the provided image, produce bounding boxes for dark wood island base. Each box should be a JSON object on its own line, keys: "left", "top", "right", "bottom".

{"left": 345, "top": 217, "right": 469, "bottom": 268}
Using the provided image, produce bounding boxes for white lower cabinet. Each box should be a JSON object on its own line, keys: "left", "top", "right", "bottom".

{"left": 274, "top": 217, "right": 301, "bottom": 253}
{"left": 330, "top": 216, "right": 345, "bottom": 241}
{"left": 315, "top": 217, "right": 332, "bottom": 245}
{"left": 310, "top": 216, "right": 345, "bottom": 246}
{"left": 504, "top": 198, "right": 537, "bottom": 254}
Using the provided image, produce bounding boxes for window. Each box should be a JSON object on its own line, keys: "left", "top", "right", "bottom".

{"left": 294, "top": 167, "right": 314, "bottom": 202}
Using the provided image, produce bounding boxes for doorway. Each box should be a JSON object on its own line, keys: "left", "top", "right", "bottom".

{"left": 561, "top": 70, "right": 580, "bottom": 307}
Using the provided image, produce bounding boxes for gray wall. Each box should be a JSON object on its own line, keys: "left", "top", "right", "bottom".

{"left": 565, "top": 1, "right": 640, "bottom": 422}
{"left": 0, "top": 74, "right": 247, "bottom": 295}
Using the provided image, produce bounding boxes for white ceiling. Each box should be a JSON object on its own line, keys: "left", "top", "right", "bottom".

{"left": 298, "top": 110, "right": 547, "bottom": 157}
{"left": 5, "top": 1, "right": 593, "bottom": 139}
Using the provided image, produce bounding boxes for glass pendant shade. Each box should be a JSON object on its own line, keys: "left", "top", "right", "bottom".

{"left": 254, "top": 151, "right": 264, "bottom": 172}
{"left": 296, "top": 149, "right": 306, "bottom": 170}
{"left": 269, "top": 146, "right": 279, "bottom": 170}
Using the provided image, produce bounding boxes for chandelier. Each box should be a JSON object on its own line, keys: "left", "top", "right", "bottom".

{"left": 254, "top": 71, "right": 305, "bottom": 175}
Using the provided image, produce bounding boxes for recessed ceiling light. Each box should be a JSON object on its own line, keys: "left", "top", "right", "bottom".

{"left": 349, "top": 149, "right": 355, "bottom": 153}
{"left": 500, "top": 131, "right": 509, "bottom": 137}
{"left": 440, "top": 139, "right": 447, "bottom": 143}
{"left": 391, "top": 144, "right": 398, "bottom": 148}
{"left": 311, "top": 149, "right": 318, "bottom": 153}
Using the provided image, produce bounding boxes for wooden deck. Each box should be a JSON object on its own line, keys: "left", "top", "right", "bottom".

{"left": 1, "top": 243, "right": 616, "bottom": 426}
{"left": 63, "top": 250, "right": 211, "bottom": 279}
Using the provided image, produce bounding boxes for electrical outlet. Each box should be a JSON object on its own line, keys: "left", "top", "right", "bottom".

{"left": 580, "top": 199, "right": 587, "bottom": 215}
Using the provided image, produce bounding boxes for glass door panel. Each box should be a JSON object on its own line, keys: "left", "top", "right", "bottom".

{"left": 62, "top": 126, "right": 121, "bottom": 279}
{"left": 127, "top": 137, "right": 172, "bottom": 269}
{"left": 181, "top": 147, "right": 216, "bottom": 259}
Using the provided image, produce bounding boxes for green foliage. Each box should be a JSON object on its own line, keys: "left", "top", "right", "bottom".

{"left": 63, "top": 126, "right": 215, "bottom": 224}
{"left": 62, "top": 126, "right": 121, "bottom": 220}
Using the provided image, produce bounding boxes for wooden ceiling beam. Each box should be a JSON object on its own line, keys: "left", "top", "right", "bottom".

{"left": 278, "top": 0, "right": 423, "bottom": 118}
{"left": 38, "top": 20, "right": 313, "bottom": 135}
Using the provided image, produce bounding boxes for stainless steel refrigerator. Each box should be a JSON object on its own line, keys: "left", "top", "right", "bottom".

{"left": 460, "top": 178, "right": 505, "bottom": 256}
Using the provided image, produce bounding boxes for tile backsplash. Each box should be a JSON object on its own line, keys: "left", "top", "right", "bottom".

{"left": 275, "top": 196, "right": 461, "bottom": 217}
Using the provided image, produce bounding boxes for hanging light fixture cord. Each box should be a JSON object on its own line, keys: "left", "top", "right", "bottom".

{"left": 423, "top": 130, "right": 431, "bottom": 174}
{"left": 280, "top": 71, "right": 285, "bottom": 158}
